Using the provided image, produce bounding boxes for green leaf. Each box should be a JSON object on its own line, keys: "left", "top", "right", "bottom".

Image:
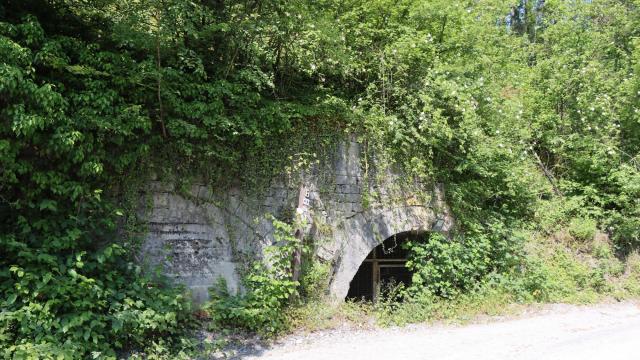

{"left": 39, "top": 199, "right": 58, "bottom": 212}
{"left": 112, "top": 318, "right": 123, "bottom": 332}
{"left": 43, "top": 272, "right": 53, "bottom": 284}
{"left": 7, "top": 293, "right": 17, "bottom": 305}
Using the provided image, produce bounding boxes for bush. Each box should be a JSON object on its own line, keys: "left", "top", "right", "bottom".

{"left": 510, "top": 236, "right": 632, "bottom": 303}
{"left": 405, "top": 233, "right": 486, "bottom": 298}
{"left": 591, "top": 234, "right": 614, "bottom": 259}
{"left": 1, "top": 243, "right": 196, "bottom": 359}
{"left": 405, "top": 226, "right": 523, "bottom": 299}
{"left": 568, "top": 217, "right": 597, "bottom": 242}
{"left": 204, "top": 218, "right": 302, "bottom": 335}
{"left": 299, "top": 261, "right": 331, "bottom": 302}
{"left": 609, "top": 214, "right": 640, "bottom": 252}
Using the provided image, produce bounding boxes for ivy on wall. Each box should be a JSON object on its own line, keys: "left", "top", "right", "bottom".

{"left": 1, "top": 0, "right": 639, "bottom": 356}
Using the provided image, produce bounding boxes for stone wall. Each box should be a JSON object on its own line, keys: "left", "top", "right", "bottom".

{"left": 140, "top": 138, "right": 454, "bottom": 303}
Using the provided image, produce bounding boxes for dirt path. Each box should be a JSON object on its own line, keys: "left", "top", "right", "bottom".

{"left": 240, "top": 301, "right": 640, "bottom": 360}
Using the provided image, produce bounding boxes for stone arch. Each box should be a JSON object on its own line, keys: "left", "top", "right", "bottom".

{"left": 328, "top": 204, "right": 449, "bottom": 301}
{"left": 139, "top": 139, "right": 455, "bottom": 304}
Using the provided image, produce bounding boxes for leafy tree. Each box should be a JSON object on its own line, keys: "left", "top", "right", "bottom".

{"left": 1, "top": 0, "right": 639, "bottom": 355}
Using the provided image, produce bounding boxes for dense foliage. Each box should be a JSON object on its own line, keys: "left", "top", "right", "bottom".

{"left": 0, "top": 4, "right": 197, "bottom": 358}
{"left": 1, "top": 0, "right": 639, "bottom": 357}
{"left": 405, "top": 230, "right": 523, "bottom": 299}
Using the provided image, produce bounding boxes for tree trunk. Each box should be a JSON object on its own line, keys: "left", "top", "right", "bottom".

{"left": 532, "top": 149, "right": 563, "bottom": 197}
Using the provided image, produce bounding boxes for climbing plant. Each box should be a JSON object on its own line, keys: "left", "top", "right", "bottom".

{"left": 205, "top": 217, "right": 308, "bottom": 335}
{"left": 1, "top": 0, "right": 640, "bottom": 354}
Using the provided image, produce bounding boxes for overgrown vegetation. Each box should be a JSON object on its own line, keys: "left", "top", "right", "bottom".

{"left": 205, "top": 218, "right": 303, "bottom": 335}
{"left": 372, "top": 234, "right": 640, "bottom": 327}
{"left": 1, "top": 0, "right": 639, "bottom": 357}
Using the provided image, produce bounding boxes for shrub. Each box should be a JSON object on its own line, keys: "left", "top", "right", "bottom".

{"left": 204, "top": 218, "right": 302, "bottom": 335}
{"left": 625, "top": 251, "right": 640, "bottom": 277}
{"left": 405, "top": 225, "right": 523, "bottom": 299}
{"left": 1, "top": 243, "right": 196, "bottom": 359}
{"left": 299, "top": 261, "right": 331, "bottom": 302}
{"left": 405, "top": 233, "right": 489, "bottom": 298}
{"left": 568, "top": 217, "right": 597, "bottom": 242}
{"left": 591, "top": 234, "right": 614, "bottom": 259}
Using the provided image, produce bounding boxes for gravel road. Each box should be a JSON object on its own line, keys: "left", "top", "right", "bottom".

{"left": 240, "top": 301, "right": 640, "bottom": 360}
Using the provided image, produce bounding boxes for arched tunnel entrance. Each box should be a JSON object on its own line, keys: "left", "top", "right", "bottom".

{"left": 346, "top": 231, "right": 423, "bottom": 302}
